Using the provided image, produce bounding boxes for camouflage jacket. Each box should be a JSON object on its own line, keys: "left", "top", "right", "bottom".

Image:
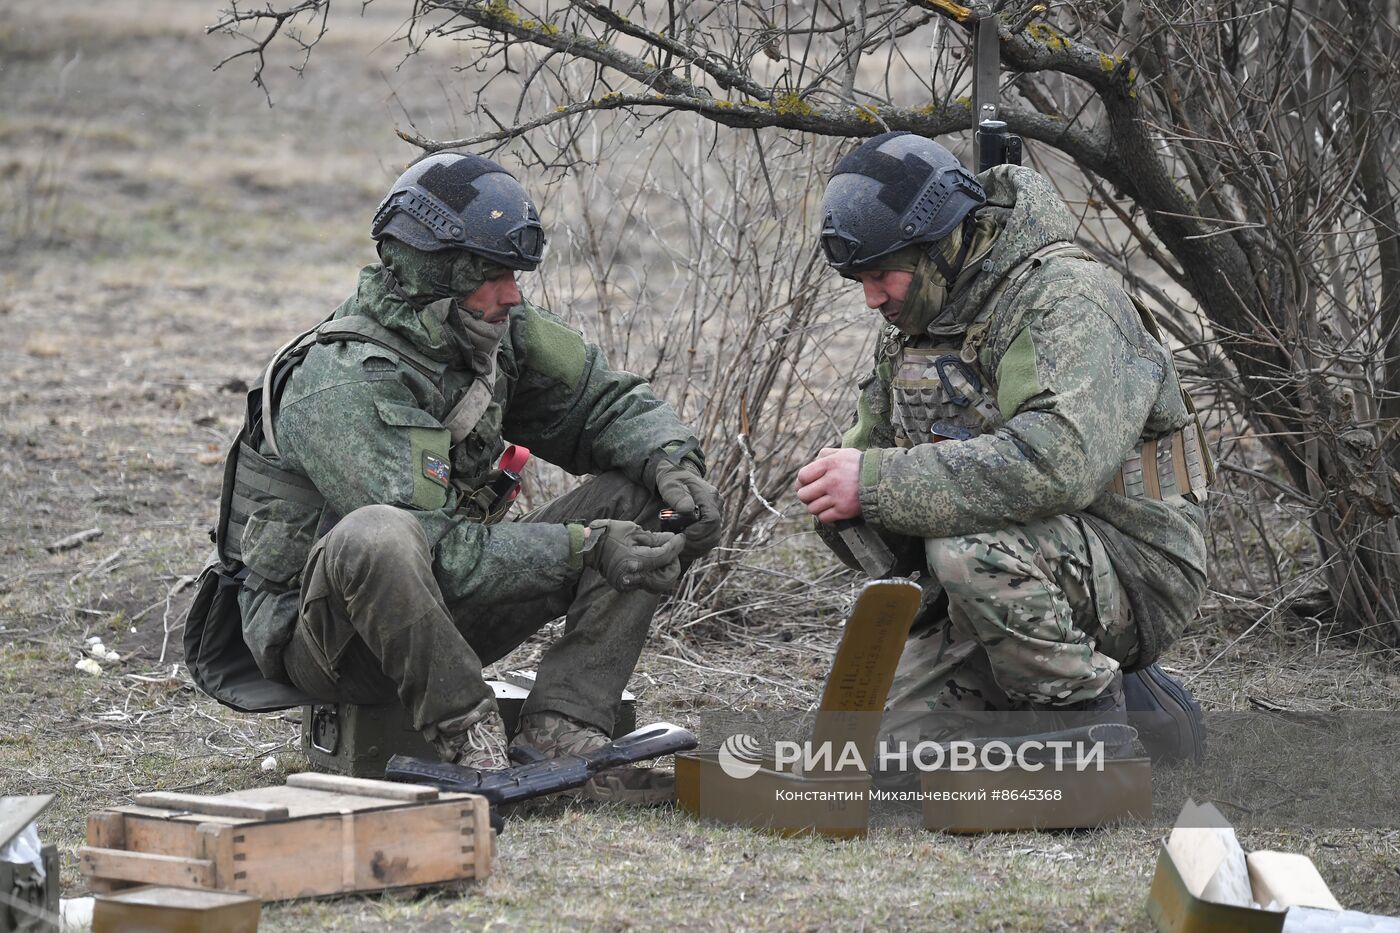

{"left": 237, "top": 265, "right": 696, "bottom": 681}
{"left": 838, "top": 166, "right": 1207, "bottom": 641}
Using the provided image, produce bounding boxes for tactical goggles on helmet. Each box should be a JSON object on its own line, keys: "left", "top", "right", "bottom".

{"left": 819, "top": 213, "right": 869, "bottom": 276}
{"left": 821, "top": 211, "right": 925, "bottom": 279}
{"left": 372, "top": 183, "right": 546, "bottom": 270}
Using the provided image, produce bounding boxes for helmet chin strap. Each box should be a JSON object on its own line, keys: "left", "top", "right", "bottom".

{"left": 928, "top": 213, "right": 979, "bottom": 286}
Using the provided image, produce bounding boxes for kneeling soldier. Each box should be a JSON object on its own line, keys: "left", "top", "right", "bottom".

{"left": 798, "top": 133, "right": 1207, "bottom": 762}
{"left": 218, "top": 153, "right": 721, "bottom": 800}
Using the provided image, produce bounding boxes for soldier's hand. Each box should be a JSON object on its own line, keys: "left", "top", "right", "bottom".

{"left": 581, "top": 519, "right": 685, "bottom": 593}
{"left": 795, "top": 447, "right": 863, "bottom": 523}
{"left": 651, "top": 458, "right": 723, "bottom": 559}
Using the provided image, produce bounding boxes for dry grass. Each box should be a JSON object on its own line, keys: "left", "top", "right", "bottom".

{"left": 2, "top": 2, "right": 1398, "bottom": 929}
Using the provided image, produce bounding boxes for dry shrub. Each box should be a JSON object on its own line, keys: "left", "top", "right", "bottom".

{"left": 508, "top": 118, "right": 868, "bottom": 631}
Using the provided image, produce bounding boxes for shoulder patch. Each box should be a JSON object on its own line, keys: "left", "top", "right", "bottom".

{"left": 996, "top": 326, "right": 1042, "bottom": 417}
{"left": 522, "top": 306, "right": 587, "bottom": 386}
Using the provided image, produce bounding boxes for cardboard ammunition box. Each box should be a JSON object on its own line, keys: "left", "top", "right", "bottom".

{"left": 1148, "top": 839, "right": 1285, "bottom": 933}
{"left": 80, "top": 774, "right": 492, "bottom": 901}
{"left": 1146, "top": 801, "right": 1400, "bottom": 932}
{"left": 677, "top": 580, "right": 924, "bottom": 838}
{"left": 92, "top": 886, "right": 260, "bottom": 933}
{"left": 1, "top": 795, "right": 58, "bottom": 933}
{"left": 676, "top": 754, "right": 872, "bottom": 839}
{"left": 921, "top": 756, "right": 1153, "bottom": 832}
{"left": 302, "top": 673, "right": 637, "bottom": 777}
{"left": 1147, "top": 841, "right": 1400, "bottom": 932}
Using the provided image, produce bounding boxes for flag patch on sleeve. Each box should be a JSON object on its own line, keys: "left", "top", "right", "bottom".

{"left": 422, "top": 452, "right": 451, "bottom": 487}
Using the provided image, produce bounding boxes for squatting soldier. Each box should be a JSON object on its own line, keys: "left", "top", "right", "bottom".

{"left": 796, "top": 132, "right": 1207, "bottom": 761}
{"left": 209, "top": 153, "right": 721, "bottom": 799}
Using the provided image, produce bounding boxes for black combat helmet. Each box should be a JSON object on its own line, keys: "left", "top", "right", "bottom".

{"left": 819, "top": 131, "right": 985, "bottom": 277}
{"left": 371, "top": 153, "right": 546, "bottom": 271}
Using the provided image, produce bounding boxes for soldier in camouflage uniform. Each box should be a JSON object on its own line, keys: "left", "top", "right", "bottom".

{"left": 797, "top": 133, "right": 1208, "bottom": 760}
{"left": 218, "top": 153, "right": 721, "bottom": 797}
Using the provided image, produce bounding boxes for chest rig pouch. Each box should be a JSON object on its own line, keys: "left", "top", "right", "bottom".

{"left": 889, "top": 339, "right": 1002, "bottom": 448}
{"left": 441, "top": 351, "right": 513, "bottom": 526}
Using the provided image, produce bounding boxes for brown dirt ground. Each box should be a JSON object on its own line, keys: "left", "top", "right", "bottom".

{"left": 2, "top": 2, "right": 1398, "bottom": 930}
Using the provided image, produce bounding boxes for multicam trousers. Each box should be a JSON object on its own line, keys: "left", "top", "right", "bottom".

{"left": 885, "top": 513, "right": 1138, "bottom": 726}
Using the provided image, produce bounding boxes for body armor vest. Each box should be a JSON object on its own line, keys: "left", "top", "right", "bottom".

{"left": 216, "top": 313, "right": 505, "bottom": 574}
{"left": 884, "top": 243, "right": 1213, "bottom": 503}
{"left": 890, "top": 342, "right": 1002, "bottom": 446}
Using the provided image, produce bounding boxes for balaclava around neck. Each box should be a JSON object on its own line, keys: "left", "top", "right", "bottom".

{"left": 378, "top": 238, "right": 513, "bottom": 371}
{"left": 877, "top": 211, "right": 1000, "bottom": 337}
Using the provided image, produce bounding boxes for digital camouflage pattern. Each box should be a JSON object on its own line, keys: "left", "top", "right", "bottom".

{"left": 236, "top": 247, "right": 698, "bottom": 733}
{"left": 824, "top": 165, "right": 1206, "bottom": 708}
{"left": 378, "top": 236, "right": 512, "bottom": 306}
{"left": 885, "top": 212, "right": 1000, "bottom": 338}
{"left": 273, "top": 470, "right": 674, "bottom": 738}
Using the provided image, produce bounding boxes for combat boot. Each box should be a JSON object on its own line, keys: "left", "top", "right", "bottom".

{"left": 1124, "top": 663, "right": 1205, "bottom": 764}
{"left": 876, "top": 678, "right": 1134, "bottom": 790}
{"left": 1029, "top": 671, "right": 1126, "bottom": 721}
{"left": 511, "top": 711, "right": 674, "bottom": 805}
{"left": 426, "top": 709, "right": 511, "bottom": 770}
{"left": 1028, "top": 672, "right": 1133, "bottom": 759}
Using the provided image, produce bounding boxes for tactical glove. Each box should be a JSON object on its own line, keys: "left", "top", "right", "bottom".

{"left": 649, "top": 456, "right": 723, "bottom": 559}
{"left": 580, "top": 519, "right": 684, "bottom": 594}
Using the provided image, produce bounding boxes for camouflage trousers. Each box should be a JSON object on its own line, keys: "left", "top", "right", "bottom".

{"left": 884, "top": 513, "right": 1138, "bottom": 729}
{"left": 280, "top": 471, "right": 666, "bottom": 740}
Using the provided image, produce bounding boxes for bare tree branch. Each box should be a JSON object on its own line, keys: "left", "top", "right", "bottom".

{"left": 212, "top": 0, "right": 1400, "bottom": 641}
{"left": 208, "top": 0, "right": 333, "bottom": 106}
{"left": 567, "top": 0, "right": 775, "bottom": 101}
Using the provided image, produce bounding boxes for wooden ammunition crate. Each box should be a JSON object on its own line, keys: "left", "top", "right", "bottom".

{"left": 80, "top": 774, "right": 492, "bottom": 901}
{"left": 92, "top": 886, "right": 262, "bottom": 933}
